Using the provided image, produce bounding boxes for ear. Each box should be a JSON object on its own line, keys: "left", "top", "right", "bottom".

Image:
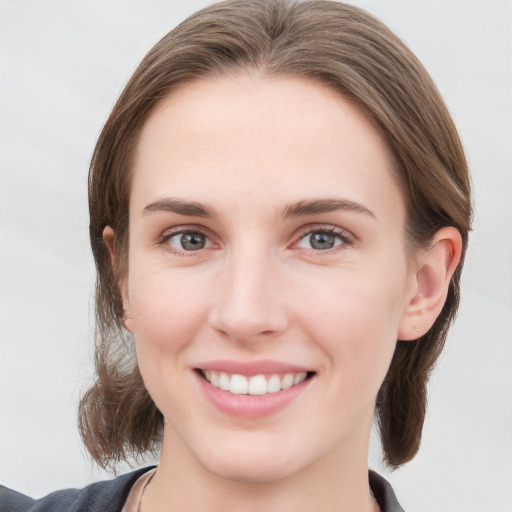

{"left": 398, "top": 227, "right": 463, "bottom": 341}
{"left": 103, "top": 226, "right": 134, "bottom": 334}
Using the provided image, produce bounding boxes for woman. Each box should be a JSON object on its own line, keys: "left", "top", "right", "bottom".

{"left": 0, "top": 0, "right": 472, "bottom": 511}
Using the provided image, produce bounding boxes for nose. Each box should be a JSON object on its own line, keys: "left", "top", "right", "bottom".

{"left": 208, "top": 249, "right": 289, "bottom": 344}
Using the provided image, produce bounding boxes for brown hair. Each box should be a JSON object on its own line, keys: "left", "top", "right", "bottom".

{"left": 80, "top": 0, "right": 472, "bottom": 470}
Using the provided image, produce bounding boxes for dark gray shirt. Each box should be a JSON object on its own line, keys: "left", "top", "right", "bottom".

{"left": 0, "top": 468, "right": 404, "bottom": 512}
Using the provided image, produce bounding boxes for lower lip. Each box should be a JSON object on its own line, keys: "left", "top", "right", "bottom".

{"left": 195, "top": 371, "right": 314, "bottom": 418}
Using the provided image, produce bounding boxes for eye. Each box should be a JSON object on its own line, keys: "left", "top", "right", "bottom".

{"left": 164, "top": 230, "right": 211, "bottom": 252}
{"left": 296, "top": 228, "right": 349, "bottom": 251}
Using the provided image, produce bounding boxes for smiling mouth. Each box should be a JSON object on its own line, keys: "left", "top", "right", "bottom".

{"left": 198, "top": 369, "right": 315, "bottom": 395}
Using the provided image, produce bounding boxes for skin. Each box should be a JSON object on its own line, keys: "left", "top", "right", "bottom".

{"left": 105, "top": 74, "right": 461, "bottom": 512}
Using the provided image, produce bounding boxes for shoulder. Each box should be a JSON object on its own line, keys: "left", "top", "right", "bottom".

{"left": 369, "top": 470, "right": 405, "bottom": 512}
{"left": 0, "top": 467, "right": 154, "bottom": 512}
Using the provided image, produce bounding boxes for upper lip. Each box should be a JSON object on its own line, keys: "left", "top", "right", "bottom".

{"left": 196, "top": 359, "right": 313, "bottom": 376}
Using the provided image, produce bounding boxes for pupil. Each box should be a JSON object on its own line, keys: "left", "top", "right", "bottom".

{"left": 181, "top": 233, "right": 205, "bottom": 250}
{"left": 310, "top": 232, "right": 335, "bottom": 250}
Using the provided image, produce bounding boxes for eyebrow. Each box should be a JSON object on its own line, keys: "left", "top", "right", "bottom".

{"left": 143, "top": 198, "right": 217, "bottom": 218}
{"left": 142, "top": 197, "right": 375, "bottom": 220}
{"left": 281, "top": 198, "right": 375, "bottom": 220}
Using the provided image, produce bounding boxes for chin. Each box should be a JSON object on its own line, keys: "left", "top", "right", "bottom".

{"left": 195, "top": 438, "right": 305, "bottom": 484}
{"left": 204, "top": 455, "right": 299, "bottom": 484}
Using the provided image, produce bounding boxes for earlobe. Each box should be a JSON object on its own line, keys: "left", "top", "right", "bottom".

{"left": 103, "top": 226, "right": 116, "bottom": 260}
{"left": 102, "top": 226, "right": 134, "bottom": 334}
{"left": 398, "top": 227, "right": 463, "bottom": 341}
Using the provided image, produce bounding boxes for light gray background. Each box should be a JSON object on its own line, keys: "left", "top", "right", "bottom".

{"left": 1, "top": 1, "right": 511, "bottom": 510}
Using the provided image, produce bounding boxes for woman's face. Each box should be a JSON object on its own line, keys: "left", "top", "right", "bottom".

{"left": 122, "top": 75, "right": 419, "bottom": 482}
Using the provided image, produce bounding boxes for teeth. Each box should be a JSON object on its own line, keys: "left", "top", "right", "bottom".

{"left": 248, "top": 375, "right": 267, "bottom": 395}
{"left": 293, "top": 373, "right": 304, "bottom": 385}
{"left": 230, "top": 374, "right": 248, "bottom": 394}
{"left": 267, "top": 375, "right": 281, "bottom": 393}
{"left": 281, "top": 373, "right": 294, "bottom": 390}
{"left": 202, "top": 370, "right": 308, "bottom": 395}
{"left": 219, "top": 372, "right": 230, "bottom": 391}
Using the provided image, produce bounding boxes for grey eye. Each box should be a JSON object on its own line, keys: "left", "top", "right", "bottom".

{"left": 297, "top": 231, "right": 344, "bottom": 251}
{"left": 309, "top": 232, "right": 336, "bottom": 250}
{"left": 180, "top": 233, "right": 206, "bottom": 250}
{"left": 168, "top": 232, "right": 208, "bottom": 251}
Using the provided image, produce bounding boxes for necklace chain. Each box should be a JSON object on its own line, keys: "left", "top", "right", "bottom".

{"left": 137, "top": 470, "right": 156, "bottom": 512}
{"left": 136, "top": 469, "right": 380, "bottom": 512}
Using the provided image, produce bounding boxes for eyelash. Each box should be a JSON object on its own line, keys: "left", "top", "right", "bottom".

{"left": 158, "top": 225, "right": 354, "bottom": 256}
{"left": 159, "top": 228, "right": 211, "bottom": 257}
{"left": 294, "top": 225, "right": 354, "bottom": 255}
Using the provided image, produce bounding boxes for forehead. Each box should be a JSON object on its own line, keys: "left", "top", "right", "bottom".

{"left": 136, "top": 73, "right": 394, "bottom": 164}
{"left": 130, "top": 74, "right": 403, "bottom": 221}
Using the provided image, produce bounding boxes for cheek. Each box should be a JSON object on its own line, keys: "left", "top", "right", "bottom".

{"left": 127, "top": 267, "right": 212, "bottom": 414}
{"left": 128, "top": 267, "right": 210, "bottom": 356}
{"left": 298, "top": 265, "right": 408, "bottom": 384}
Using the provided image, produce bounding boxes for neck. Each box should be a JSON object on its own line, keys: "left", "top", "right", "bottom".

{"left": 143, "top": 424, "right": 379, "bottom": 512}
